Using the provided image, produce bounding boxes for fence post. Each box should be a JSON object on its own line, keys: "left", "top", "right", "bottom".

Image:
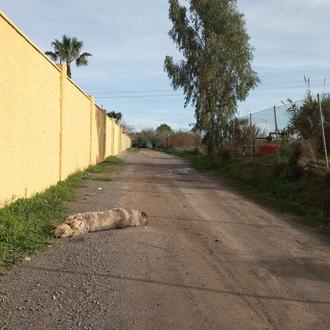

{"left": 317, "top": 93, "right": 329, "bottom": 169}
{"left": 58, "top": 64, "right": 67, "bottom": 181}
{"left": 88, "top": 96, "right": 95, "bottom": 164}
{"left": 273, "top": 106, "right": 281, "bottom": 164}
{"left": 250, "top": 113, "right": 253, "bottom": 161}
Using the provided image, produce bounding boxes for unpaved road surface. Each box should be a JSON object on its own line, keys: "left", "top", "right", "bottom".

{"left": 1, "top": 149, "right": 330, "bottom": 329}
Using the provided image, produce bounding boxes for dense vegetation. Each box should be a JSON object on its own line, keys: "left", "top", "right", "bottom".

{"left": 132, "top": 124, "right": 173, "bottom": 148}
{"left": 106, "top": 110, "right": 123, "bottom": 123}
{"left": 287, "top": 92, "right": 330, "bottom": 156}
{"left": 164, "top": 0, "right": 259, "bottom": 156}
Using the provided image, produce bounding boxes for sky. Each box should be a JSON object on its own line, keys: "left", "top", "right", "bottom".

{"left": 1, "top": 0, "right": 330, "bottom": 130}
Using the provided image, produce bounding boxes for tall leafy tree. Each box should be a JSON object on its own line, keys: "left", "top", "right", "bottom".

{"left": 164, "top": 0, "right": 259, "bottom": 155}
{"left": 155, "top": 123, "right": 173, "bottom": 148}
{"left": 156, "top": 123, "right": 173, "bottom": 136}
{"left": 45, "top": 35, "right": 92, "bottom": 78}
{"left": 107, "top": 111, "right": 123, "bottom": 123}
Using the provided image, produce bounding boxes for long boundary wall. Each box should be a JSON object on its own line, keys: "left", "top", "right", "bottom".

{"left": 0, "top": 12, "right": 131, "bottom": 206}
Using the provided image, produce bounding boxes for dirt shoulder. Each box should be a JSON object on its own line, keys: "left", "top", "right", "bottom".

{"left": 0, "top": 149, "right": 329, "bottom": 329}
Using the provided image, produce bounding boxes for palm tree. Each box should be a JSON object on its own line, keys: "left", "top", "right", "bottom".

{"left": 45, "top": 35, "right": 92, "bottom": 78}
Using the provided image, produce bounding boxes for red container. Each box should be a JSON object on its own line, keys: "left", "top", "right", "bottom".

{"left": 258, "top": 143, "right": 278, "bottom": 156}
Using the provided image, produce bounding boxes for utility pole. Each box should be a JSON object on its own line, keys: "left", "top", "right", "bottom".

{"left": 274, "top": 106, "right": 281, "bottom": 164}
{"left": 317, "top": 94, "right": 329, "bottom": 169}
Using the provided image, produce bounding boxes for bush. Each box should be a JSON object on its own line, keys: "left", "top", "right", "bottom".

{"left": 287, "top": 92, "right": 330, "bottom": 156}
{"left": 280, "top": 143, "right": 302, "bottom": 182}
{"left": 220, "top": 148, "right": 232, "bottom": 162}
{"left": 165, "top": 132, "right": 201, "bottom": 149}
{"left": 281, "top": 158, "right": 302, "bottom": 182}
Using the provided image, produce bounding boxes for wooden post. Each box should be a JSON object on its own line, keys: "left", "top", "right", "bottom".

{"left": 274, "top": 106, "right": 281, "bottom": 164}
{"left": 317, "top": 94, "right": 329, "bottom": 169}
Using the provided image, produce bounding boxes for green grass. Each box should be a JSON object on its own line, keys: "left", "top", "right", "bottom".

{"left": 103, "top": 155, "right": 124, "bottom": 165}
{"left": 162, "top": 149, "right": 330, "bottom": 233}
{"left": 0, "top": 156, "right": 124, "bottom": 268}
{"left": 127, "top": 147, "right": 140, "bottom": 153}
{"left": 86, "top": 156, "right": 124, "bottom": 174}
{"left": 86, "top": 164, "right": 105, "bottom": 173}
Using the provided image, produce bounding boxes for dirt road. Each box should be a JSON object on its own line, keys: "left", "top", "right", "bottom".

{"left": 1, "top": 150, "right": 330, "bottom": 329}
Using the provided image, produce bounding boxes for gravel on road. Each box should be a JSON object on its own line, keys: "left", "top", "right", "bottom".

{"left": 0, "top": 149, "right": 329, "bottom": 329}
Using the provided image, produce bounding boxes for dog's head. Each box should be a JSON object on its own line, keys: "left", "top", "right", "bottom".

{"left": 65, "top": 215, "right": 86, "bottom": 230}
{"left": 65, "top": 214, "right": 82, "bottom": 222}
{"left": 138, "top": 210, "right": 148, "bottom": 225}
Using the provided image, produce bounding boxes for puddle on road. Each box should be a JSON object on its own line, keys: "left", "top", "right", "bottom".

{"left": 169, "top": 167, "right": 193, "bottom": 175}
{"left": 178, "top": 167, "right": 193, "bottom": 175}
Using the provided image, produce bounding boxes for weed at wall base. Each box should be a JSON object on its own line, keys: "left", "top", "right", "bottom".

{"left": 0, "top": 172, "right": 83, "bottom": 268}
{"left": 0, "top": 156, "right": 124, "bottom": 268}
{"left": 86, "top": 156, "right": 124, "bottom": 173}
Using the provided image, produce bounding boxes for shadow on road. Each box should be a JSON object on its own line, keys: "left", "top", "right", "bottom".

{"left": 19, "top": 264, "right": 330, "bottom": 306}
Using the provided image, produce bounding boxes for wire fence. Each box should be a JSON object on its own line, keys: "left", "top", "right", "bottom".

{"left": 241, "top": 101, "right": 303, "bottom": 134}
{"left": 227, "top": 96, "right": 330, "bottom": 170}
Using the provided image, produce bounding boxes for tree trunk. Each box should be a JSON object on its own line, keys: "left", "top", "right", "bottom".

{"left": 67, "top": 64, "right": 72, "bottom": 78}
{"left": 209, "top": 113, "right": 218, "bottom": 158}
{"left": 206, "top": 92, "right": 217, "bottom": 158}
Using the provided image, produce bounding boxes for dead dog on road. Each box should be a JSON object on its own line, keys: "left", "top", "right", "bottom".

{"left": 52, "top": 208, "right": 148, "bottom": 238}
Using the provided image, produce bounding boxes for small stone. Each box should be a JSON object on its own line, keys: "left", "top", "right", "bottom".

{"left": 52, "top": 295, "right": 57, "bottom": 300}
{"left": 24, "top": 257, "right": 31, "bottom": 261}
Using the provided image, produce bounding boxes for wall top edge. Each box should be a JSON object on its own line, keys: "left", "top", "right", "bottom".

{"left": 0, "top": 11, "right": 61, "bottom": 72}
{"left": 94, "top": 105, "right": 127, "bottom": 133}
{"left": 66, "top": 75, "right": 92, "bottom": 102}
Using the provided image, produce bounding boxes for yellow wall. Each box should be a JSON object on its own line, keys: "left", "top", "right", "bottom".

{"left": 113, "top": 124, "right": 120, "bottom": 155}
{"left": 61, "top": 77, "right": 91, "bottom": 179}
{"left": 105, "top": 117, "right": 113, "bottom": 157}
{"left": 0, "top": 12, "right": 131, "bottom": 206}
{"left": 91, "top": 105, "right": 107, "bottom": 164}
{"left": 111, "top": 118, "right": 116, "bottom": 155}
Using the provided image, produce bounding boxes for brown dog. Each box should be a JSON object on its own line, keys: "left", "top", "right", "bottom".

{"left": 52, "top": 208, "right": 148, "bottom": 238}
